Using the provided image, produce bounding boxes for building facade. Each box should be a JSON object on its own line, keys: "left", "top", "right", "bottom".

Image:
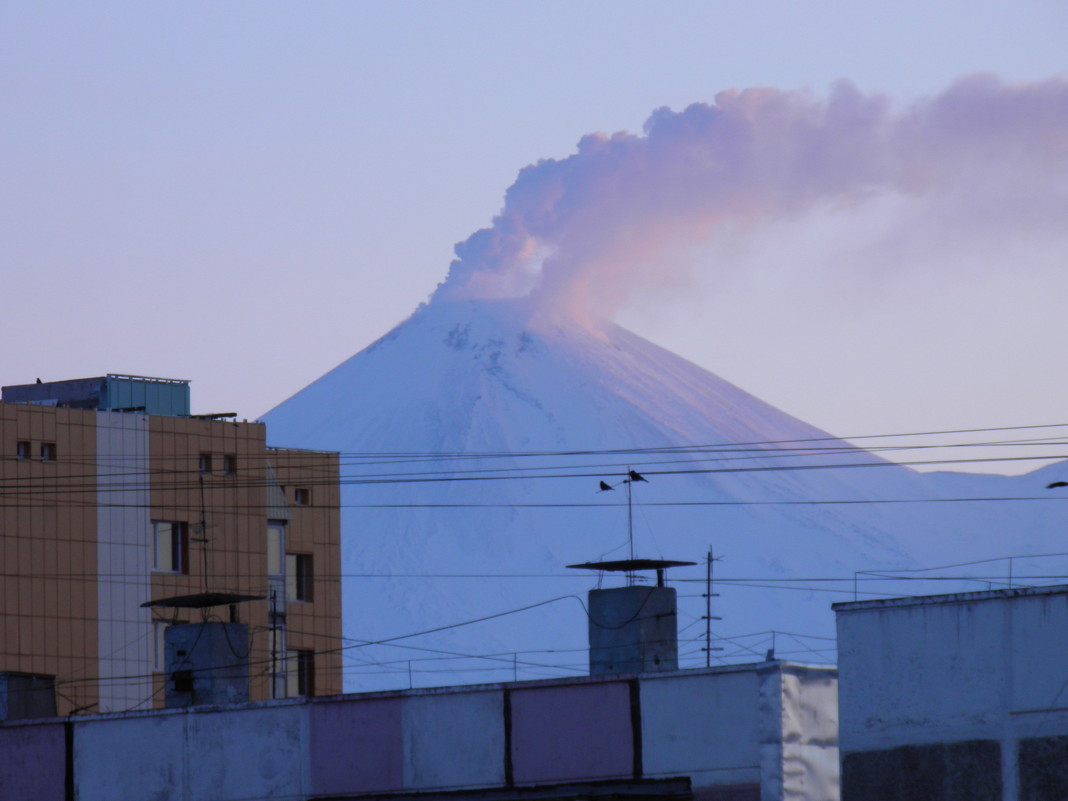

{"left": 835, "top": 584, "right": 1068, "bottom": 801}
{"left": 1, "top": 374, "right": 342, "bottom": 716}
{"left": 0, "top": 660, "right": 839, "bottom": 801}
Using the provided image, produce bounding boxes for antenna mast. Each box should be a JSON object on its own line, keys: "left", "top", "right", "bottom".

{"left": 626, "top": 471, "right": 634, "bottom": 569}
{"left": 703, "top": 546, "right": 722, "bottom": 667}
{"left": 705, "top": 548, "right": 711, "bottom": 667}
{"left": 594, "top": 469, "right": 649, "bottom": 587}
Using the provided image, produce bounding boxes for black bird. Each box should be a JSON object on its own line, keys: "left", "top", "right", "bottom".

{"left": 1047, "top": 481, "right": 1068, "bottom": 489}
{"left": 599, "top": 481, "right": 614, "bottom": 492}
{"left": 628, "top": 470, "right": 647, "bottom": 483}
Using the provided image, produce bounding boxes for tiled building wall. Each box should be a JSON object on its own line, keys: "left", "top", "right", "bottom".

{"left": 3, "top": 402, "right": 343, "bottom": 715}
{"left": 145, "top": 422, "right": 342, "bottom": 704}
{"left": 149, "top": 418, "right": 276, "bottom": 704}
{"left": 267, "top": 447, "right": 343, "bottom": 698}
{"left": 1, "top": 404, "right": 100, "bottom": 716}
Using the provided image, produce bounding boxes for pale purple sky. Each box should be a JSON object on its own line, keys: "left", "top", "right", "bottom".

{"left": 2, "top": 2, "right": 1067, "bottom": 468}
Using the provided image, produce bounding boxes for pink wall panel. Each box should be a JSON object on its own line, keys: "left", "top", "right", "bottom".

{"left": 0, "top": 722, "right": 65, "bottom": 801}
{"left": 510, "top": 681, "right": 635, "bottom": 784}
{"left": 310, "top": 696, "right": 404, "bottom": 796}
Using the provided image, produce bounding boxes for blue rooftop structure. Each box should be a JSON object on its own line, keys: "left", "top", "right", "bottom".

{"left": 1, "top": 374, "right": 191, "bottom": 417}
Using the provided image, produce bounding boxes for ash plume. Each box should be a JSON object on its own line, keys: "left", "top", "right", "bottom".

{"left": 434, "top": 75, "right": 1068, "bottom": 322}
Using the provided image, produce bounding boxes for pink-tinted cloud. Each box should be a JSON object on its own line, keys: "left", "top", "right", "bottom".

{"left": 434, "top": 75, "right": 1068, "bottom": 322}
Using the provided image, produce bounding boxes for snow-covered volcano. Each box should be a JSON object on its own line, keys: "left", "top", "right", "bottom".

{"left": 264, "top": 299, "right": 1067, "bottom": 691}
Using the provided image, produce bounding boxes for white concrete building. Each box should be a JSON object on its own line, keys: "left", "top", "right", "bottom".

{"left": 835, "top": 584, "right": 1068, "bottom": 801}
{"left": 0, "top": 660, "right": 839, "bottom": 801}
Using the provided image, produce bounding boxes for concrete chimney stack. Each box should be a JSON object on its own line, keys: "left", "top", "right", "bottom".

{"left": 588, "top": 584, "right": 679, "bottom": 675}
{"left": 567, "top": 558, "right": 695, "bottom": 677}
{"left": 164, "top": 623, "right": 250, "bottom": 708}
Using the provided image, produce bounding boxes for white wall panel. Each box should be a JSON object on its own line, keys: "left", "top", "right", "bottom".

{"left": 402, "top": 690, "right": 505, "bottom": 789}
{"left": 640, "top": 670, "right": 763, "bottom": 788}
{"left": 96, "top": 412, "right": 152, "bottom": 713}
{"left": 74, "top": 713, "right": 187, "bottom": 801}
{"left": 186, "top": 705, "right": 307, "bottom": 800}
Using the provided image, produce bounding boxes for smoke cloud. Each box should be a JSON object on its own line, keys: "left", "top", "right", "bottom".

{"left": 434, "top": 75, "right": 1068, "bottom": 322}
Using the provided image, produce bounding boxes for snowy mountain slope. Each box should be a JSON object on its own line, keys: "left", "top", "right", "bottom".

{"left": 263, "top": 299, "right": 1068, "bottom": 691}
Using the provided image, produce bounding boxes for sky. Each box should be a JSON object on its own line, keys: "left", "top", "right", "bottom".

{"left": 2, "top": 2, "right": 1067, "bottom": 470}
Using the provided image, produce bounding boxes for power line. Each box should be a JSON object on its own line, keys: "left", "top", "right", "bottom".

{"left": 43, "top": 593, "right": 588, "bottom": 693}
{"left": 9, "top": 493, "right": 1068, "bottom": 511}
{"left": 4, "top": 422, "right": 1068, "bottom": 490}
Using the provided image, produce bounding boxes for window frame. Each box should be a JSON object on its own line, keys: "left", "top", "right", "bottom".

{"left": 267, "top": 523, "right": 285, "bottom": 577}
{"left": 285, "top": 553, "right": 313, "bottom": 602}
{"left": 152, "top": 521, "right": 189, "bottom": 574}
{"left": 286, "top": 649, "right": 315, "bottom": 697}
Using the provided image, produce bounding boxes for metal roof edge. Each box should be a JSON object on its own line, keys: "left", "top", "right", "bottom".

{"left": 832, "top": 582, "right": 1068, "bottom": 614}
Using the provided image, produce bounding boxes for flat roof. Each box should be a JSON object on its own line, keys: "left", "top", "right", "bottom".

{"left": 3, "top": 374, "right": 190, "bottom": 390}
{"left": 105, "top": 373, "right": 189, "bottom": 384}
{"left": 266, "top": 445, "right": 340, "bottom": 456}
{"left": 833, "top": 582, "right": 1068, "bottom": 614}
{"left": 17, "top": 660, "right": 835, "bottom": 725}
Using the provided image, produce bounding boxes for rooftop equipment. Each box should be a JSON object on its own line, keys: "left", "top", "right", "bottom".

{"left": 143, "top": 593, "right": 263, "bottom": 708}
{"left": 567, "top": 558, "right": 695, "bottom": 676}
{"left": 0, "top": 672, "right": 57, "bottom": 721}
{"left": 162, "top": 623, "right": 250, "bottom": 709}
{"left": 576, "top": 469, "right": 696, "bottom": 675}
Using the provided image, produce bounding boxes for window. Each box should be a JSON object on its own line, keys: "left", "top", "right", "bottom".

{"left": 153, "top": 622, "right": 168, "bottom": 670}
{"left": 286, "top": 650, "right": 315, "bottom": 697}
{"left": 285, "top": 553, "right": 313, "bottom": 602}
{"left": 267, "top": 523, "right": 284, "bottom": 577}
{"left": 153, "top": 521, "right": 189, "bottom": 573}
{"left": 199, "top": 453, "right": 213, "bottom": 474}
{"left": 40, "top": 442, "right": 56, "bottom": 461}
{"left": 16, "top": 441, "right": 30, "bottom": 460}
{"left": 222, "top": 454, "right": 237, "bottom": 475}
{"left": 294, "top": 487, "right": 311, "bottom": 506}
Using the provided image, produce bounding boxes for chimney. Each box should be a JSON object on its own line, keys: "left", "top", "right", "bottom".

{"left": 588, "top": 584, "right": 680, "bottom": 675}
{"left": 568, "top": 558, "right": 695, "bottom": 676}
{"left": 164, "top": 623, "right": 250, "bottom": 708}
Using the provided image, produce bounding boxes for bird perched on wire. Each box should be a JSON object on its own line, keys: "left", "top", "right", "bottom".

{"left": 628, "top": 470, "right": 647, "bottom": 483}
{"left": 599, "top": 481, "right": 614, "bottom": 492}
{"left": 1047, "top": 481, "right": 1068, "bottom": 489}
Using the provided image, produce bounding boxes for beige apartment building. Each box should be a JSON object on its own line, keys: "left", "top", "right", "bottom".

{"left": 0, "top": 374, "right": 342, "bottom": 716}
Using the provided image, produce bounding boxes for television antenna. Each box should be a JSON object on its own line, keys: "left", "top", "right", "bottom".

{"left": 597, "top": 467, "right": 652, "bottom": 583}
